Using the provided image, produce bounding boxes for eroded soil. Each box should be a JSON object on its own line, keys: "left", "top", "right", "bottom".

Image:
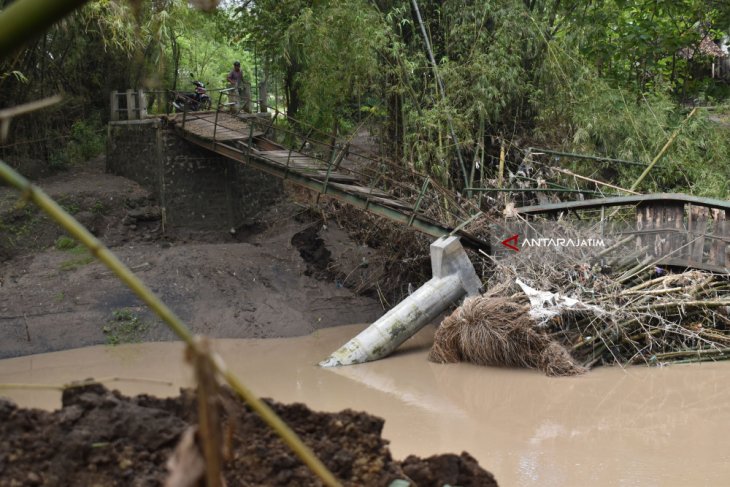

{"left": 0, "top": 158, "right": 383, "bottom": 358}
{"left": 0, "top": 383, "right": 498, "bottom": 486}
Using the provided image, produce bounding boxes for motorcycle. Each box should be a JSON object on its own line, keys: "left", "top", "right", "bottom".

{"left": 171, "top": 80, "right": 211, "bottom": 112}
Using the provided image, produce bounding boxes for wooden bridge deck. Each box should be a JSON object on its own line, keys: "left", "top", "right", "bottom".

{"left": 170, "top": 111, "right": 489, "bottom": 250}
{"left": 172, "top": 111, "right": 263, "bottom": 141}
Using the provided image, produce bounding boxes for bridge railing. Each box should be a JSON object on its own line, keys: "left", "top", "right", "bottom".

{"left": 515, "top": 194, "right": 729, "bottom": 273}
{"left": 182, "top": 93, "right": 484, "bottom": 233}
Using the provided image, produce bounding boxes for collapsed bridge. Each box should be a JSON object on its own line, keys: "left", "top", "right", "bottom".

{"left": 109, "top": 89, "right": 489, "bottom": 252}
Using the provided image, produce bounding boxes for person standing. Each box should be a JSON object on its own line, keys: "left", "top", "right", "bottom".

{"left": 226, "top": 61, "right": 245, "bottom": 111}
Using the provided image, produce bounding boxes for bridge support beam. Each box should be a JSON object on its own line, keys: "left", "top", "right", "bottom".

{"left": 319, "top": 236, "right": 481, "bottom": 367}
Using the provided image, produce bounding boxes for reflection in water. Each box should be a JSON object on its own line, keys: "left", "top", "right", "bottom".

{"left": 1, "top": 323, "right": 730, "bottom": 486}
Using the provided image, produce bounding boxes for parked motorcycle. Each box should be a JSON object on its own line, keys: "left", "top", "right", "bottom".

{"left": 171, "top": 80, "right": 211, "bottom": 112}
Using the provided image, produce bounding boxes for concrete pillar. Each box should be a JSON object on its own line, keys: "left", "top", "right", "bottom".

{"left": 319, "top": 236, "right": 481, "bottom": 367}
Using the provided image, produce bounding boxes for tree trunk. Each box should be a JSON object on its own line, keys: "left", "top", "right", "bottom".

{"left": 284, "top": 56, "right": 301, "bottom": 119}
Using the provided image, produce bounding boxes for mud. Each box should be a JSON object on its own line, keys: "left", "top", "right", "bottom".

{"left": 0, "top": 383, "right": 496, "bottom": 486}
{"left": 3, "top": 325, "right": 730, "bottom": 486}
{"left": 0, "top": 158, "right": 383, "bottom": 358}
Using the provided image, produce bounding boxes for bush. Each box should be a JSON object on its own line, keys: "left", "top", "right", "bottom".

{"left": 50, "top": 116, "right": 106, "bottom": 168}
{"left": 531, "top": 40, "right": 730, "bottom": 198}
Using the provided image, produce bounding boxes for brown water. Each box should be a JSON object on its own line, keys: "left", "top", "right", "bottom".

{"left": 2, "top": 323, "right": 729, "bottom": 486}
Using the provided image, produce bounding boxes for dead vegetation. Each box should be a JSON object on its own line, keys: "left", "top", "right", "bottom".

{"left": 429, "top": 296, "right": 586, "bottom": 376}
{"left": 428, "top": 217, "right": 730, "bottom": 374}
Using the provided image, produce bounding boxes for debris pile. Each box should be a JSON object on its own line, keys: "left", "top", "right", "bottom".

{"left": 432, "top": 220, "right": 730, "bottom": 374}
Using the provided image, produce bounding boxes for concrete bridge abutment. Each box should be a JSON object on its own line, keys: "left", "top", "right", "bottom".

{"left": 106, "top": 119, "right": 282, "bottom": 232}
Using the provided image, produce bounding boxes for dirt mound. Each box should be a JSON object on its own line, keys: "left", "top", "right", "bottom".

{"left": 0, "top": 384, "right": 498, "bottom": 486}
{"left": 429, "top": 296, "right": 585, "bottom": 377}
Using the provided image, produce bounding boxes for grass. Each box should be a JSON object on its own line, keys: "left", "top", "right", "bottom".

{"left": 55, "top": 235, "right": 77, "bottom": 250}
{"left": 59, "top": 255, "right": 94, "bottom": 271}
{"left": 56, "top": 235, "right": 93, "bottom": 256}
{"left": 1, "top": 206, "right": 40, "bottom": 241}
{"left": 91, "top": 200, "right": 107, "bottom": 215}
{"left": 102, "top": 308, "right": 150, "bottom": 345}
{"left": 57, "top": 235, "right": 94, "bottom": 270}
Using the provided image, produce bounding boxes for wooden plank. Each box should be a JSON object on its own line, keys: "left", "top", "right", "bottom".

{"left": 709, "top": 209, "right": 727, "bottom": 267}
{"left": 689, "top": 205, "right": 709, "bottom": 264}
{"left": 138, "top": 89, "right": 148, "bottom": 118}
{"left": 636, "top": 203, "right": 655, "bottom": 253}
{"left": 672, "top": 203, "right": 686, "bottom": 259}
{"left": 652, "top": 203, "right": 664, "bottom": 257}
{"left": 657, "top": 257, "right": 729, "bottom": 274}
{"left": 263, "top": 154, "right": 325, "bottom": 166}
{"left": 126, "top": 89, "right": 135, "bottom": 120}
{"left": 657, "top": 203, "right": 684, "bottom": 259}
{"left": 261, "top": 150, "right": 316, "bottom": 159}
{"left": 517, "top": 193, "right": 730, "bottom": 214}
{"left": 309, "top": 173, "right": 358, "bottom": 183}
{"left": 327, "top": 182, "right": 391, "bottom": 197}
{"left": 635, "top": 204, "right": 646, "bottom": 250}
{"left": 110, "top": 91, "right": 119, "bottom": 121}
{"left": 368, "top": 195, "right": 414, "bottom": 211}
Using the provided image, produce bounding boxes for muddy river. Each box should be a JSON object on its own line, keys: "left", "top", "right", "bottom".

{"left": 1, "top": 323, "right": 728, "bottom": 486}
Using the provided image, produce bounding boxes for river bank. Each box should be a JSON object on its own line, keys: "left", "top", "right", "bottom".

{"left": 2, "top": 324, "right": 730, "bottom": 485}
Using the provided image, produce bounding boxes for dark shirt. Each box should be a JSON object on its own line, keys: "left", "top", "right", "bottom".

{"left": 228, "top": 69, "right": 243, "bottom": 86}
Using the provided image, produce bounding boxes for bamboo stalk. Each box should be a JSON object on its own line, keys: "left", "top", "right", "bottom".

{"left": 651, "top": 347, "right": 730, "bottom": 361}
{"left": 629, "top": 107, "right": 698, "bottom": 192}
{"left": 497, "top": 139, "right": 505, "bottom": 189}
{"left": 634, "top": 299, "right": 730, "bottom": 312}
{"left": 621, "top": 286, "right": 686, "bottom": 296}
{"left": 550, "top": 166, "right": 639, "bottom": 195}
{"left": 623, "top": 274, "right": 673, "bottom": 293}
{"left": 192, "top": 339, "right": 223, "bottom": 487}
{"left": 0, "top": 160, "right": 341, "bottom": 487}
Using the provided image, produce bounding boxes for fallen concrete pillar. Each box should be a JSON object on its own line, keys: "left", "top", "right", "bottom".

{"left": 319, "top": 236, "right": 481, "bottom": 367}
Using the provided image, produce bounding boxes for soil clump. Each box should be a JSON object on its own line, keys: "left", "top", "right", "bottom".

{"left": 0, "top": 383, "right": 498, "bottom": 486}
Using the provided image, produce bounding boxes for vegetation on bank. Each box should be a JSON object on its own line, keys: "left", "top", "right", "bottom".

{"left": 1, "top": 0, "right": 729, "bottom": 197}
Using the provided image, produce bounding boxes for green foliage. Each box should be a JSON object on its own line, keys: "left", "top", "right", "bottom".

{"left": 287, "top": 1, "right": 387, "bottom": 131}
{"left": 102, "top": 308, "right": 150, "bottom": 345}
{"left": 50, "top": 118, "right": 106, "bottom": 168}
{"left": 170, "top": 6, "right": 253, "bottom": 91}
{"left": 91, "top": 200, "right": 107, "bottom": 215}
{"left": 0, "top": 206, "right": 40, "bottom": 244}
{"left": 55, "top": 235, "right": 90, "bottom": 255}
{"left": 557, "top": 0, "right": 730, "bottom": 98}
{"left": 532, "top": 38, "right": 730, "bottom": 197}
{"left": 392, "top": 0, "right": 542, "bottom": 179}
{"left": 54, "top": 236, "right": 77, "bottom": 250}
{"left": 3, "top": 0, "right": 728, "bottom": 197}
{"left": 59, "top": 254, "right": 94, "bottom": 271}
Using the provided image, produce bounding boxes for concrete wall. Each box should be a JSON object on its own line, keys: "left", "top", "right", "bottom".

{"left": 107, "top": 119, "right": 282, "bottom": 231}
